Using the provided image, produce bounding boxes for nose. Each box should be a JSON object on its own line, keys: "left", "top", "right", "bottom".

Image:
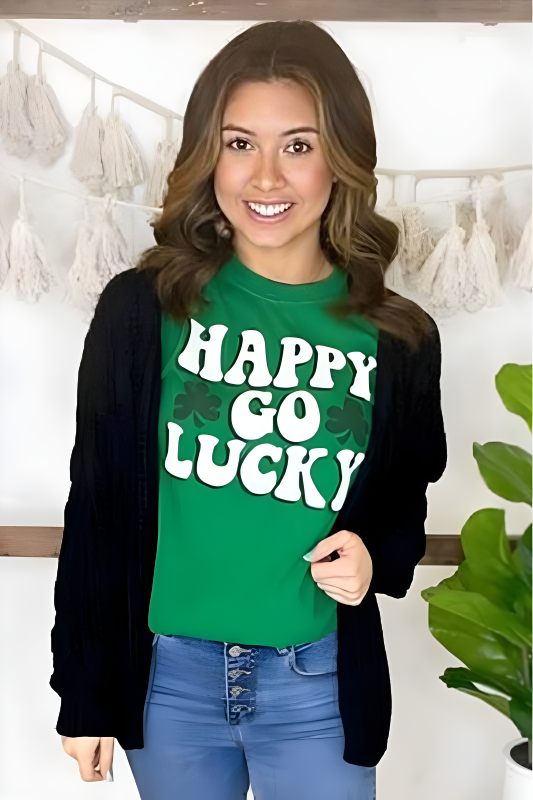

{"left": 252, "top": 152, "right": 285, "bottom": 190}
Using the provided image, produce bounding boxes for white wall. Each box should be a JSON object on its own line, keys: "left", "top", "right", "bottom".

{"left": 0, "top": 17, "right": 531, "bottom": 800}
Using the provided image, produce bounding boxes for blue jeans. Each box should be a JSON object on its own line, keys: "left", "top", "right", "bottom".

{"left": 125, "top": 629, "right": 377, "bottom": 799}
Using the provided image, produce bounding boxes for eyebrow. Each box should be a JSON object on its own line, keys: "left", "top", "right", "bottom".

{"left": 221, "top": 125, "right": 319, "bottom": 136}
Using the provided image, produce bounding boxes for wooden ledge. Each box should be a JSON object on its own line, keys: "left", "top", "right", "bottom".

{"left": 0, "top": 527, "right": 520, "bottom": 563}
{"left": 0, "top": 1, "right": 530, "bottom": 22}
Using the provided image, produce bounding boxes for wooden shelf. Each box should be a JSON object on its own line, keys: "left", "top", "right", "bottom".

{"left": 0, "top": 1, "right": 530, "bottom": 22}
{"left": 0, "top": 527, "right": 521, "bottom": 563}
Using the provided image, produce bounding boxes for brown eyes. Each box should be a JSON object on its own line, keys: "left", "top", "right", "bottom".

{"left": 225, "top": 137, "right": 313, "bottom": 155}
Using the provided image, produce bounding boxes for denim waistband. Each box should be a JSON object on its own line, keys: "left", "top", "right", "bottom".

{"left": 151, "top": 628, "right": 337, "bottom": 657}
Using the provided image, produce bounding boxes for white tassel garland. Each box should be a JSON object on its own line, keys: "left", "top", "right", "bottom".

{"left": 400, "top": 205, "right": 435, "bottom": 277}
{"left": 9, "top": 177, "right": 55, "bottom": 302}
{"left": 70, "top": 99, "right": 105, "bottom": 193}
{"left": 26, "top": 47, "right": 70, "bottom": 166}
{"left": 462, "top": 185, "right": 503, "bottom": 312}
{"left": 66, "top": 194, "right": 131, "bottom": 317}
{"left": 0, "top": 57, "right": 34, "bottom": 159}
{"left": 144, "top": 136, "right": 180, "bottom": 208}
{"left": 483, "top": 180, "right": 524, "bottom": 280}
{"left": 100, "top": 95, "right": 145, "bottom": 200}
{"left": 507, "top": 213, "right": 532, "bottom": 291}
{"left": 411, "top": 202, "right": 468, "bottom": 317}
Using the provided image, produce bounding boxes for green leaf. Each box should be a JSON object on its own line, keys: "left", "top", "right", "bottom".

{"left": 510, "top": 693, "right": 533, "bottom": 740}
{"left": 456, "top": 510, "right": 522, "bottom": 609}
{"left": 473, "top": 442, "right": 532, "bottom": 504}
{"left": 421, "top": 599, "right": 526, "bottom": 695}
{"left": 426, "top": 588, "right": 532, "bottom": 648}
{"left": 513, "top": 524, "right": 532, "bottom": 591}
{"left": 440, "top": 667, "right": 511, "bottom": 718}
{"left": 461, "top": 508, "right": 514, "bottom": 580}
{"left": 495, "top": 364, "right": 532, "bottom": 432}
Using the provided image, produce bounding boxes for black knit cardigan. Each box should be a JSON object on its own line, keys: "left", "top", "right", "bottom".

{"left": 49, "top": 267, "right": 447, "bottom": 767}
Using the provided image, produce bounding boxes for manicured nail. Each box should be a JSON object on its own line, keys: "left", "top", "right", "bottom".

{"left": 303, "top": 548, "right": 316, "bottom": 561}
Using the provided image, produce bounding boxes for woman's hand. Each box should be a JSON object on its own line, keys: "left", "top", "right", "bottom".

{"left": 60, "top": 735, "right": 114, "bottom": 782}
{"left": 303, "top": 529, "right": 373, "bottom": 606}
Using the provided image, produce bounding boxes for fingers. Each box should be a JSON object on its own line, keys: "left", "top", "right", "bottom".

{"left": 80, "top": 737, "right": 106, "bottom": 782}
{"left": 98, "top": 736, "right": 115, "bottom": 781}
{"left": 61, "top": 736, "right": 109, "bottom": 782}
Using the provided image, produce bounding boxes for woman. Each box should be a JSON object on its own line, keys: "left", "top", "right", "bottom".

{"left": 50, "top": 20, "right": 447, "bottom": 799}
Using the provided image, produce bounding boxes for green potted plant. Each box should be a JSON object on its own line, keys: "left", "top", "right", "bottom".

{"left": 421, "top": 362, "right": 532, "bottom": 799}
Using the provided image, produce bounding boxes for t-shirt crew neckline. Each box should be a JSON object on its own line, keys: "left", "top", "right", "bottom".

{"left": 217, "top": 251, "right": 347, "bottom": 302}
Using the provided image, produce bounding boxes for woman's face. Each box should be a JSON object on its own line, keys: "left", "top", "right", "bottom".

{"left": 214, "top": 80, "right": 335, "bottom": 254}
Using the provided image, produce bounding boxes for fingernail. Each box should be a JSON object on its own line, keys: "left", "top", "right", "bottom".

{"left": 302, "top": 548, "right": 316, "bottom": 561}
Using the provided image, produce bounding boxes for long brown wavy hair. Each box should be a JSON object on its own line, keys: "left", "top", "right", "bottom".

{"left": 136, "top": 19, "right": 433, "bottom": 350}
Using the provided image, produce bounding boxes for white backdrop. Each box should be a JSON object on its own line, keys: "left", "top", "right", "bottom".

{"left": 0, "top": 17, "right": 531, "bottom": 800}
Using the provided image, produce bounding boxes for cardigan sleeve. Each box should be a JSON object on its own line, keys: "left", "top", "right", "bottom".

{"left": 366, "top": 316, "right": 447, "bottom": 598}
{"left": 49, "top": 272, "right": 129, "bottom": 736}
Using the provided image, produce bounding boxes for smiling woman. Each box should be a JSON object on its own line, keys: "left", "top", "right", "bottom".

{"left": 51, "top": 18, "right": 446, "bottom": 800}
{"left": 136, "top": 19, "right": 434, "bottom": 351}
{"left": 215, "top": 79, "right": 337, "bottom": 278}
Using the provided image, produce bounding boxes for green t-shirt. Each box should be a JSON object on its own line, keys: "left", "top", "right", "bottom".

{"left": 148, "top": 252, "right": 379, "bottom": 648}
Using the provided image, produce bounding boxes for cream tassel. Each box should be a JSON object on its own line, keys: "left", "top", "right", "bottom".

{"left": 0, "top": 31, "right": 34, "bottom": 158}
{"left": 65, "top": 200, "right": 97, "bottom": 314}
{"left": 401, "top": 204, "right": 435, "bottom": 278}
{"left": 462, "top": 182, "right": 503, "bottom": 312}
{"left": 70, "top": 75, "right": 105, "bottom": 194}
{"left": 144, "top": 115, "right": 181, "bottom": 207}
{"left": 66, "top": 193, "right": 130, "bottom": 318}
{"left": 26, "top": 46, "right": 70, "bottom": 166}
{"left": 483, "top": 175, "right": 525, "bottom": 281}
{"left": 9, "top": 177, "right": 55, "bottom": 302}
{"left": 411, "top": 201, "right": 467, "bottom": 316}
{"left": 100, "top": 90, "right": 145, "bottom": 201}
{"left": 506, "top": 213, "right": 532, "bottom": 291}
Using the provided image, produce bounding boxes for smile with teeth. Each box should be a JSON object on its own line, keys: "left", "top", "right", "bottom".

{"left": 246, "top": 201, "right": 294, "bottom": 218}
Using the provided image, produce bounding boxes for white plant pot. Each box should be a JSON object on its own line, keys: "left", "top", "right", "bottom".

{"left": 502, "top": 737, "right": 532, "bottom": 800}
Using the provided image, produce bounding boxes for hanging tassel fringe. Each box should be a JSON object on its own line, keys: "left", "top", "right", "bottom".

{"left": 66, "top": 193, "right": 131, "bottom": 318}
{"left": 70, "top": 100, "right": 105, "bottom": 193}
{"left": 462, "top": 183, "right": 503, "bottom": 311}
{"left": 144, "top": 136, "right": 180, "bottom": 208}
{"left": 26, "top": 47, "right": 70, "bottom": 166}
{"left": 484, "top": 179, "right": 525, "bottom": 280}
{"left": 9, "top": 177, "right": 55, "bottom": 302}
{"left": 0, "top": 57, "right": 34, "bottom": 159}
{"left": 100, "top": 93, "right": 145, "bottom": 201}
{"left": 410, "top": 202, "right": 468, "bottom": 316}
{"left": 506, "top": 213, "right": 532, "bottom": 291}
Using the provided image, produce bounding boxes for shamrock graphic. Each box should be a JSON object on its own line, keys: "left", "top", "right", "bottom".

{"left": 325, "top": 396, "right": 368, "bottom": 446}
{"left": 173, "top": 380, "right": 221, "bottom": 428}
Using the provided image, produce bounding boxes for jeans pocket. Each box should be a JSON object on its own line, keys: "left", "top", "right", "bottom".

{"left": 288, "top": 631, "right": 337, "bottom": 676}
